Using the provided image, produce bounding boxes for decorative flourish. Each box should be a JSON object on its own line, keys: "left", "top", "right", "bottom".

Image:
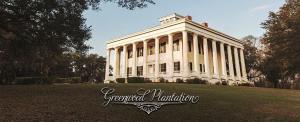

{"left": 114, "top": 102, "right": 183, "bottom": 115}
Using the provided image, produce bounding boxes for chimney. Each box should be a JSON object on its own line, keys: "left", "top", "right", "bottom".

{"left": 185, "top": 15, "right": 192, "bottom": 21}
{"left": 202, "top": 22, "right": 208, "bottom": 27}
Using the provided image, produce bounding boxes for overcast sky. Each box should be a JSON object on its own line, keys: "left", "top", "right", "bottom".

{"left": 83, "top": 0, "right": 285, "bottom": 56}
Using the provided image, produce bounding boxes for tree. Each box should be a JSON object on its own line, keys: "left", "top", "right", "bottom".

{"left": 241, "top": 35, "right": 262, "bottom": 82}
{"left": 73, "top": 53, "right": 106, "bottom": 83}
{"left": 261, "top": 0, "right": 300, "bottom": 78}
{"left": 0, "top": 0, "right": 155, "bottom": 84}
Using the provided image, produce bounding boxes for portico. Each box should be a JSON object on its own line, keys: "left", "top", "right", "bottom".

{"left": 105, "top": 13, "right": 248, "bottom": 84}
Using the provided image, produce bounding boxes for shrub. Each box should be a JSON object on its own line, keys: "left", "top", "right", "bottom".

{"left": 176, "top": 78, "right": 184, "bottom": 83}
{"left": 127, "top": 77, "right": 144, "bottom": 83}
{"left": 159, "top": 78, "right": 168, "bottom": 83}
{"left": 116, "top": 78, "right": 125, "bottom": 83}
{"left": 186, "top": 78, "right": 208, "bottom": 84}
{"left": 52, "top": 77, "right": 81, "bottom": 84}
{"left": 238, "top": 82, "right": 251, "bottom": 86}
{"left": 215, "top": 81, "right": 221, "bottom": 85}
{"left": 14, "top": 77, "right": 55, "bottom": 85}
{"left": 144, "top": 78, "right": 152, "bottom": 83}
{"left": 69, "top": 77, "right": 81, "bottom": 84}
{"left": 221, "top": 80, "right": 228, "bottom": 85}
{"left": 109, "top": 80, "right": 115, "bottom": 83}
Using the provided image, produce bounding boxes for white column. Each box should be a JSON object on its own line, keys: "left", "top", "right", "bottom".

{"left": 182, "top": 31, "right": 189, "bottom": 78}
{"left": 132, "top": 43, "right": 137, "bottom": 77}
{"left": 168, "top": 34, "right": 174, "bottom": 81}
{"left": 155, "top": 37, "right": 160, "bottom": 81}
{"left": 220, "top": 42, "right": 227, "bottom": 80}
{"left": 123, "top": 45, "right": 128, "bottom": 78}
{"left": 203, "top": 37, "right": 210, "bottom": 79}
{"left": 240, "top": 49, "right": 247, "bottom": 81}
{"left": 212, "top": 40, "right": 219, "bottom": 79}
{"left": 227, "top": 45, "right": 235, "bottom": 81}
{"left": 143, "top": 40, "right": 147, "bottom": 77}
{"left": 234, "top": 47, "right": 241, "bottom": 81}
{"left": 193, "top": 33, "right": 200, "bottom": 74}
{"left": 114, "top": 47, "right": 120, "bottom": 78}
{"left": 105, "top": 49, "right": 111, "bottom": 82}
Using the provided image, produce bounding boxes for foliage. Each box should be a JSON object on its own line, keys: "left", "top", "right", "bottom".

{"left": 159, "top": 78, "right": 168, "bottom": 83}
{"left": 238, "top": 82, "right": 252, "bottom": 87}
{"left": 221, "top": 80, "right": 228, "bottom": 85}
{"left": 53, "top": 77, "right": 82, "bottom": 84}
{"left": 0, "top": 0, "right": 155, "bottom": 84}
{"left": 241, "top": 35, "right": 262, "bottom": 81}
{"left": 215, "top": 81, "right": 221, "bottom": 85}
{"left": 116, "top": 78, "right": 125, "bottom": 83}
{"left": 185, "top": 78, "right": 208, "bottom": 84}
{"left": 261, "top": 0, "right": 300, "bottom": 79}
{"left": 127, "top": 77, "right": 144, "bottom": 83}
{"left": 13, "top": 77, "right": 55, "bottom": 85}
{"left": 144, "top": 78, "right": 152, "bottom": 83}
{"left": 175, "top": 78, "right": 184, "bottom": 83}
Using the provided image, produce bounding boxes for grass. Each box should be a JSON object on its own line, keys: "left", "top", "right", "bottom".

{"left": 0, "top": 84, "right": 300, "bottom": 121}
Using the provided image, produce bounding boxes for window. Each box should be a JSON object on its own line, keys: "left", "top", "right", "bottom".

{"left": 159, "top": 42, "right": 166, "bottom": 53}
{"left": 189, "top": 62, "right": 193, "bottom": 71}
{"left": 174, "top": 62, "right": 180, "bottom": 72}
{"left": 198, "top": 42, "right": 203, "bottom": 54}
{"left": 173, "top": 40, "right": 180, "bottom": 51}
{"left": 128, "top": 50, "right": 132, "bottom": 58}
{"left": 160, "top": 63, "right": 166, "bottom": 73}
{"left": 149, "top": 46, "right": 154, "bottom": 55}
{"left": 137, "top": 66, "right": 143, "bottom": 76}
{"left": 200, "top": 64, "right": 205, "bottom": 73}
{"left": 188, "top": 41, "right": 192, "bottom": 52}
{"left": 148, "top": 64, "right": 154, "bottom": 74}
{"left": 137, "top": 48, "right": 143, "bottom": 57}
{"left": 127, "top": 67, "right": 132, "bottom": 76}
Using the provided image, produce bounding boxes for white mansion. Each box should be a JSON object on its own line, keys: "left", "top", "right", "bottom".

{"left": 104, "top": 13, "right": 248, "bottom": 84}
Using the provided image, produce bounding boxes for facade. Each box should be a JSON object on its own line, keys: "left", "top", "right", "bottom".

{"left": 104, "top": 13, "right": 248, "bottom": 85}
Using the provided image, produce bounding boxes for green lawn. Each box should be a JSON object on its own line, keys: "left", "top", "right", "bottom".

{"left": 0, "top": 84, "right": 300, "bottom": 121}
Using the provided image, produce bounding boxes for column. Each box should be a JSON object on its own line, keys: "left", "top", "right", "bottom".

{"left": 227, "top": 45, "right": 235, "bottom": 81}
{"left": 182, "top": 31, "right": 189, "bottom": 78}
{"left": 193, "top": 33, "right": 200, "bottom": 74}
{"left": 234, "top": 47, "right": 241, "bottom": 81}
{"left": 123, "top": 45, "right": 128, "bottom": 78}
{"left": 168, "top": 34, "right": 174, "bottom": 80}
{"left": 203, "top": 37, "right": 210, "bottom": 78}
{"left": 220, "top": 42, "right": 227, "bottom": 80}
{"left": 132, "top": 43, "right": 137, "bottom": 77}
{"left": 240, "top": 49, "right": 247, "bottom": 81}
{"left": 155, "top": 37, "right": 160, "bottom": 81}
{"left": 105, "top": 49, "right": 111, "bottom": 82}
{"left": 212, "top": 40, "right": 219, "bottom": 79}
{"left": 143, "top": 40, "right": 147, "bottom": 77}
{"left": 114, "top": 47, "right": 120, "bottom": 78}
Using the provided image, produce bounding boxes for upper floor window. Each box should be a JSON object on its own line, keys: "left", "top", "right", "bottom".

{"left": 173, "top": 40, "right": 180, "bottom": 51}
{"left": 159, "top": 42, "right": 166, "bottom": 53}
{"left": 188, "top": 41, "right": 192, "bottom": 52}
{"left": 149, "top": 45, "right": 154, "bottom": 55}
{"left": 137, "top": 47, "right": 143, "bottom": 57}
{"left": 198, "top": 42, "right": 204, "bottom": 54}
{"left": 128, "top": 50, "right": 132, "bottom": 58}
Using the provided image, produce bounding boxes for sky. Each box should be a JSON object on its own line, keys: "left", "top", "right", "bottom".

{"left": 83, "top": 0, "right": 285, "bottom": 56}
